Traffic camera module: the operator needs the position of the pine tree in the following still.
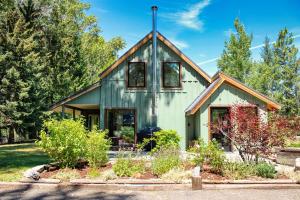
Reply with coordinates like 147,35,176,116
0,2,42,141
218,18,253,82
0,0,125,141
272,28,299,115
247,37,274,95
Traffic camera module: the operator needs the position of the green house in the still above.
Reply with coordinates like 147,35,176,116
51,30,280,150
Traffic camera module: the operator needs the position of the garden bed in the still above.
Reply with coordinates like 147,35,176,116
37,161,291,184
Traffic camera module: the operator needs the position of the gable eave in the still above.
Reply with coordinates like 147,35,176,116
99,32,153,79
49,81,101,110
186,72,281,115
98,31,212,83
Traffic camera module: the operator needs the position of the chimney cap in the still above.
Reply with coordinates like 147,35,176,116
151,6,158,10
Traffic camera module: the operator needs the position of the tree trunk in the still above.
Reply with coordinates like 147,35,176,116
8,126,15,143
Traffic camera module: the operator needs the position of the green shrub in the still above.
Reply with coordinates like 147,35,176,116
288,141,300,148
206,140,226,174
224,162,256,179
85,129,110,168
255,162,276,179
112,154,145,177
87,168,101,179
151,147,181,176
37,119,87,168
139,130,180,153
189,139,225,174
189,139,206,167
120,126,135,143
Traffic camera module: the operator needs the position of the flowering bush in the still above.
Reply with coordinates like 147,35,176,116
213,103,300,163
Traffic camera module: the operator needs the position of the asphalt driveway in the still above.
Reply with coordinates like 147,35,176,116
0,185,300,200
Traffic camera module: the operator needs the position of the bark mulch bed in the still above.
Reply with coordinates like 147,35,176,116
39,162,290,182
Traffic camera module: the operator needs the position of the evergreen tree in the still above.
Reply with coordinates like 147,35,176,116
272,28,299,115
247,37,274,95
0,0,125,141
218,18,253,82
0,1,43,141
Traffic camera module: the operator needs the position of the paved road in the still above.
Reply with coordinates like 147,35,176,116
0,185,300,200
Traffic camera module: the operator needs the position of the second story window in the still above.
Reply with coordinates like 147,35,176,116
162,62,181,88
127,62,146,88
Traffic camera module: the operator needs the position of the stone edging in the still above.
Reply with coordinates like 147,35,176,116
15,178,299,185
0,181,299,191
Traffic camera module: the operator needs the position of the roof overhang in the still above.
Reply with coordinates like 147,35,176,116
99,32,211,83
185,72,281,115
50,82,101,110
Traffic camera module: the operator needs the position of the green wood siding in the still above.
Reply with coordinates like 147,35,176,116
63,37,269,150
68,88,100,105
194,82,268,143
99,39,209,149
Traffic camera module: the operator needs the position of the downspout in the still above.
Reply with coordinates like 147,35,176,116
151,6,158,127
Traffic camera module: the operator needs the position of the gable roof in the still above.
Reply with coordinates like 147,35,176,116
50,81,101,110
185,72,281,115
99,32,211,83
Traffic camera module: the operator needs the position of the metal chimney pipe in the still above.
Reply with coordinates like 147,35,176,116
151,6,158,126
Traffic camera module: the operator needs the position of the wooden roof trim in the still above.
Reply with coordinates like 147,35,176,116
50,82,101,110
98,32,212,83
219,73,281,109
187,72,281,115
156,33,211,83
99,32,153,79
187,78,225,115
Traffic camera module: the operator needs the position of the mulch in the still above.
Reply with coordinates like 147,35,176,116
39,162,289,182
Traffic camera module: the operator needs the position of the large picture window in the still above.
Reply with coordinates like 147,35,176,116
127,62,146,88
162,62,181,88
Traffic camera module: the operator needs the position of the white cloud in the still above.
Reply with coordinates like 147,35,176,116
170,38,189,49
177,0,210,30
161,0,211,30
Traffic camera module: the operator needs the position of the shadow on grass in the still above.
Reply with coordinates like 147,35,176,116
0,143,51,181
0,185,137,200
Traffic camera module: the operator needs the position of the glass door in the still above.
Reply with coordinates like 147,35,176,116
105,109,136,148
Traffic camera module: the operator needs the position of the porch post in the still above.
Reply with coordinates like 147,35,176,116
61,105,65,118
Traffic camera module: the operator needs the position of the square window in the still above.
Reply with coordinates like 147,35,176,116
163,62,181,88
128,62,146,88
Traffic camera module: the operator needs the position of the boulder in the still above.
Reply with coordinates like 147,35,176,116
23,165,45,180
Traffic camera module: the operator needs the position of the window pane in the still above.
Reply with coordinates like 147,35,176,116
163,62,180,87
128,62,145,87
211,107,231,152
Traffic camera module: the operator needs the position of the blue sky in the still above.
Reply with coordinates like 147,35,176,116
83,0,300,76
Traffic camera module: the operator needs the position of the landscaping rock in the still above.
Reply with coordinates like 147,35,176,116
23,169,40,180
295,158,300,171
23,165,45,180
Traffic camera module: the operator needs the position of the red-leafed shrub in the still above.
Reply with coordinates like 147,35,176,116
213,103,300,163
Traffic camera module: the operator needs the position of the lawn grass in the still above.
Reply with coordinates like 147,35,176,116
0,143,50,182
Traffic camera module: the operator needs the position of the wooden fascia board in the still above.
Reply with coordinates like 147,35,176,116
219,73,281,110
50,82,101,110
157,33,212,83
99,33,153,79
188,78,225,115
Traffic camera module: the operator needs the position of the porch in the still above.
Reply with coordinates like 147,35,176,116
52,105,140,151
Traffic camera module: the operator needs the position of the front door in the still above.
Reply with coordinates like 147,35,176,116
105,109,136,148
